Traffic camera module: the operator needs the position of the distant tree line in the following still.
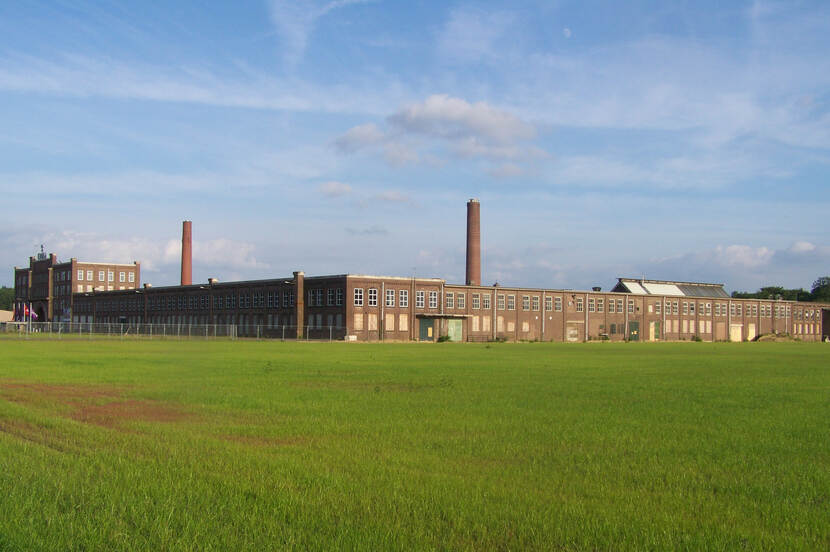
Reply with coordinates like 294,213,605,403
0,287,12,311
731,277,830,303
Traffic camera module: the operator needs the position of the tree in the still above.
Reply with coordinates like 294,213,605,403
0,287,13,311
812,277,830,302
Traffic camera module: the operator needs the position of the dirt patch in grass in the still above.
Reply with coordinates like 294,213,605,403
0,381,186,431
71,400,186,429
0,417,73,453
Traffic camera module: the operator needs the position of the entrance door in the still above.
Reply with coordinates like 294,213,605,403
747,323,756,341
730,324,743,342
447,319,462,342
628,321,640,341
419,318,434,341
649,321,660,341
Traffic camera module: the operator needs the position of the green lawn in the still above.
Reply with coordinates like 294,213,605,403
0,340,828,550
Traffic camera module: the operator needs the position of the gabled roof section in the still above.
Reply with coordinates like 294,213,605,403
612,278,729,298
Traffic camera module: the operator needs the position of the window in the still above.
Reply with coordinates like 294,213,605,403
99,271,105,281
682,302,688,315
597,298,604,312
386,289,395,307
77,269,84,280
368,288,378,307
532,296,540,311
672,301,678,315
522,295,530,311
730,303,736,316
336,288,344,306
628,300,635,314
354,288,364,306
416,290,425,308
482,294,491,310
119,272,126,283
108,271,114,282
736,304,742,316
655,301,661,314
555,297,563,312
588,298,595,312
315,289,323,307
507,295,516,310
289,292,295,307
610,323,617,335
544,296,552,311
327,289,335,306
446,292,454,309
715,303,721,317
457,293,465,309
706,303,712,315
472,294,480,309
576,298,584,312
399,290,408,308
87,270,93,281
497,294,505,310
128,272,135,283
609,299,616,313
428,291,438,309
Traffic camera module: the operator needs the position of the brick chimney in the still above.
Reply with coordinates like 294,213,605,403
465,199,481,286
181,220,192,286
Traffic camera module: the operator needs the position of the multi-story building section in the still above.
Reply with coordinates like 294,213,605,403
14,250,140,322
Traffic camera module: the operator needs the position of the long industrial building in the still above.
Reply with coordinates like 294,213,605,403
13,202,830,342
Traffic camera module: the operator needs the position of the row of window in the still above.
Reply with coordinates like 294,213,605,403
74,269,135,283
354,288,413,308
307,288,345,307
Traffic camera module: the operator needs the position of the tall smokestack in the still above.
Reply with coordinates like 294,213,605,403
181,220,192,286
466,199,481,286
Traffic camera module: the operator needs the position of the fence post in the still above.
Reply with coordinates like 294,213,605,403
329,326,332,342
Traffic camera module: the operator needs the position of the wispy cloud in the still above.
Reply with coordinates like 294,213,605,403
269,0,374,67
318,180,353,197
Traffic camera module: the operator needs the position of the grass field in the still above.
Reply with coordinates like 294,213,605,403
0,339,828,550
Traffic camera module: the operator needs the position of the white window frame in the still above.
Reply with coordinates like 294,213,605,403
399,289,408,308
386,289,395,308
368,288,378,307
428,291,438,309
416,290,425,308
354,288,364,307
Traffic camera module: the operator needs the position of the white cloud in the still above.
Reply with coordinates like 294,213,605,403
437,7,516,63
332,123,385,152
388,94,535,144
318,180,353,197
562,28,571,39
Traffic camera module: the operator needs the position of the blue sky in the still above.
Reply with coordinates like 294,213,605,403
2,0,829,292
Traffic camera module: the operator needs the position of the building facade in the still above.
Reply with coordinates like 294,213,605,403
14,251,140,322
70,273,829,342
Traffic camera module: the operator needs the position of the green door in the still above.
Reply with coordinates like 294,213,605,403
628,321,640,341
419,318,434,341
447,319,462,342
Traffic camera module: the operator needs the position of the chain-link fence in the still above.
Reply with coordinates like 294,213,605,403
1,322,350,341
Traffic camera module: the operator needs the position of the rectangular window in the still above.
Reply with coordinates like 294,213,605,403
588,298,595,312
399,289,408,308
672,301,678,315
555,297,563,312
597,298,604,312
497,294,505,310
522,295,530,311
289,292,295,307
368,288,378,307
715,303,721,317
706,303,712,315
472,294,480,309
610,323,617,334
737,304,742,316
446,292,454,309
730,303,736,316
416,290,425,308
119,272,125,283
386,289,395,307
507,295,516,310
628,300,635,314
690,302,696,315
457,293,465,309
107,271,114,282
77,269,84,280
532,296,540,311
482,294,491,310
655,301,661,315
354,288,364,307
128,272,135,283
576,298,584,312
98,271,104,281
428,291,438,309
327,289,335,306
544,296,552,311
86,270,93,281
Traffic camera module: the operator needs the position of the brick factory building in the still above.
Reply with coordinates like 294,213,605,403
14,203,830,342
13,248,140,322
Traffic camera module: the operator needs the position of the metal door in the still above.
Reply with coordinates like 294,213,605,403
419,318,434,341
628,321,640,341
447,319,462,342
